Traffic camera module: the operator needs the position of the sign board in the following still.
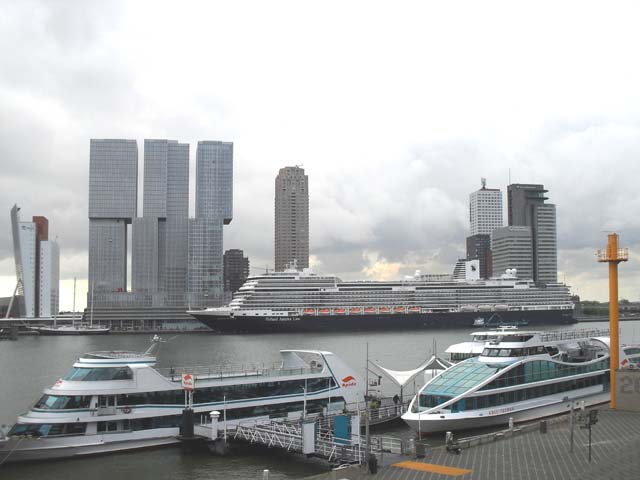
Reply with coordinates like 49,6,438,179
182,373,195,391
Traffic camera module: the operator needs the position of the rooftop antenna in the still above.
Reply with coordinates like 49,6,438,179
481,177,487,189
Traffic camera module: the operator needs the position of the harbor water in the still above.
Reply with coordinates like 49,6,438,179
1,321,639,479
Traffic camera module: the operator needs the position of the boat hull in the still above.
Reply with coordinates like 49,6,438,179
402,392,610,434
0,430,179,463
191,309,575,333
29,326,111,335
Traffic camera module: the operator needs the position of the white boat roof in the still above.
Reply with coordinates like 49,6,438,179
445,341,486,354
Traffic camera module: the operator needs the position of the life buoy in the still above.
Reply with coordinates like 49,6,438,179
122,407,132,414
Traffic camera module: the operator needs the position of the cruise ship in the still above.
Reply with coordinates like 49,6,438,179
401,328,637,434
0,345,364,463
188,268,575,333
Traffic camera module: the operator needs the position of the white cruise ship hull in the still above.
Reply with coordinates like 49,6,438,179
402,390,610,434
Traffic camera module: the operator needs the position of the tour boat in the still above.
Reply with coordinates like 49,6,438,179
0,343,365,463
402,328,632,434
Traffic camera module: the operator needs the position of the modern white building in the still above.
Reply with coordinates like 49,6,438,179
469,178,503,236
17,221,36,317
39,240,60,317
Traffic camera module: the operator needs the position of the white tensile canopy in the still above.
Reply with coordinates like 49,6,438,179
373,354,452,388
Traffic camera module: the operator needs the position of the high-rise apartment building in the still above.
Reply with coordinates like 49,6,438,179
187,141,234,307
275,166,309,271
10,205,59,317
132,140,189,305
507,184,557,284
491,226,533,280
466,179,502,279
223,249,250,293
88,139,138,299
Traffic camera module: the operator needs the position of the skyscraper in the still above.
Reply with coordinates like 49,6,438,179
469,178,503,236
195,141,233,223
223,249,250,293
507,184,557,284
491,226,534,280
10,205,59,317
275,166,309,271
132,139,189,305
39,240,60,317
188,141,233,307
466,179,502,279
88,139,138,301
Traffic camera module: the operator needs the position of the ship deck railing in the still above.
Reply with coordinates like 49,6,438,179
538,328,610,344
157,364,324,381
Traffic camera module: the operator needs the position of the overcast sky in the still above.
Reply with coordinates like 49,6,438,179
2,1,640,311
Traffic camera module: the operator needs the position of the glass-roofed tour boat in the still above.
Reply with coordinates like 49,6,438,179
402,328,636,434
0,341,365,463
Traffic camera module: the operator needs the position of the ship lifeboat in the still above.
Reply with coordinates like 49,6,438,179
334,308,346,314
350,307,362,314
379,307,391,314
364,307,376,314
408,306,420,313
394,306,406,313
302,308,316,315
318,308,331,315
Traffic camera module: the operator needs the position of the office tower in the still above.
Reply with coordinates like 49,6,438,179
39,240,59,317
491,226,533,280
88,139,138,299
469,178,503,236
188,218,224,307
466,179,502,279
10,206,36,317
10,205,59,318
507,184,557,284
132,140,189,305
195,141,233,223
224,249,250,293
187,141,233,307
274,166,309,271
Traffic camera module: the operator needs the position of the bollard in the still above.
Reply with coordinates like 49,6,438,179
540,420,547,434
445,431,454,445
209,411,221,439
262,469,270,480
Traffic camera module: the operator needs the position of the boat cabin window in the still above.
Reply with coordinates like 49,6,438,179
482,346,546,357
34,395,92,410
8,422,87,438
63,366,133,381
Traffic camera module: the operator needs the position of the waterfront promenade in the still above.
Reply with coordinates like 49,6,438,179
310,408,640,479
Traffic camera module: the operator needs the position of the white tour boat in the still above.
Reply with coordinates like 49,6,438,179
0,345,364,463
402,328,634,434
